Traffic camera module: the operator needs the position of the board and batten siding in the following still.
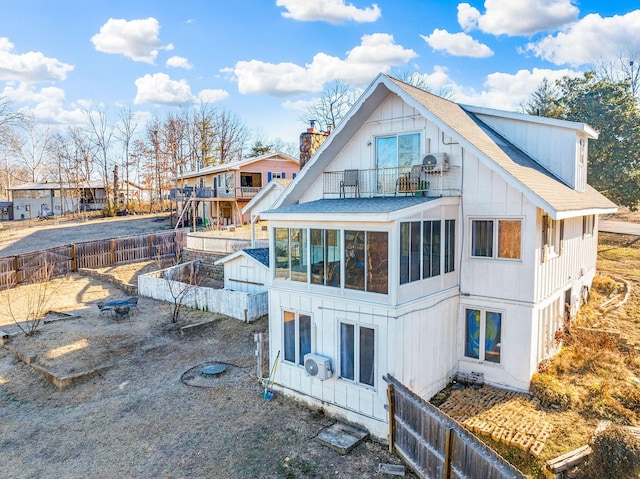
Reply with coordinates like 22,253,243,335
269,287,459,439
473,113,586,192
223,255,268,294
533,212,598,304
298,92,464,204
460,150,537,304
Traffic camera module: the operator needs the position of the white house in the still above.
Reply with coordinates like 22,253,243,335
260,74,617,439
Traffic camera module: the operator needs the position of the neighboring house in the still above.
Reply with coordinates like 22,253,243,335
260,74,617,439
9,181,107,219
172,152,299,227
214,248,270,294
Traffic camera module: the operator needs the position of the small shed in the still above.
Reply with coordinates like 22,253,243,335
214,248,269,294
0,202,13,221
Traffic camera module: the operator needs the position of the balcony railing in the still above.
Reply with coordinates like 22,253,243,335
323,166,460,199
169,185,262,201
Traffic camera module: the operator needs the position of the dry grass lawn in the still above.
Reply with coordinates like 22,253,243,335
0,266,411,479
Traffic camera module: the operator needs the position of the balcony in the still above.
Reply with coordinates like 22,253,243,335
322,165,460,199
169,186,261,201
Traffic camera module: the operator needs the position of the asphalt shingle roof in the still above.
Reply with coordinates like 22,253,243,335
266,196,433,215
389,76,617,214
243,248,269,267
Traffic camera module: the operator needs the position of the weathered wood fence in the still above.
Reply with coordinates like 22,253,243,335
0,231,186,289
385,375,526,479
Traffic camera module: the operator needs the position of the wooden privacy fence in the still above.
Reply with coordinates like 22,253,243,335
385,375,525,479
0,231,186,289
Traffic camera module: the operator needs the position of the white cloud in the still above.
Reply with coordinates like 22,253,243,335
91,18,171,63
166,56,193,70
421,29,493,58
197,89,229,103
134,73,194,105
2,83,86,125
229,33,416,97
457,3,480,32
525,11,640,66
133,73,229,106
0,37,73,82
456,67,581,110
276,0,381,24
458,0,579,36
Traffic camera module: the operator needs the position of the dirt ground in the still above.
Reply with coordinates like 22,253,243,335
0,265,411,479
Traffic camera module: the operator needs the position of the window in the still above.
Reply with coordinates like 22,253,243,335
339,323,375,387
311,229,341,287
583,215,594,237
274,227,387,294
345,230,388,293
274,228,307,282
376,133,421,169
283,311,311,366
464,308,502,364
542,215,563,260
400,219,455,284
578,138,586,165
471,219,521,260
445,219,455,273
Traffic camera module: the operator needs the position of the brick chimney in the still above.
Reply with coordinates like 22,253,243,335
299,120,331,168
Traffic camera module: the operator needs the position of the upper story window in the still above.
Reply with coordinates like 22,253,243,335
471,219,521,260
400,219,456,285
311,229,341,287
582,215,594,237
345,230,388,294
578,138,586,166
274,227,388,294
542,215,564,260
376,133,421,168
275,228,308,282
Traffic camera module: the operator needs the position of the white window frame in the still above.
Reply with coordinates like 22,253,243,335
470,218,522,260
543,215,563,260
282,310,312,366
582,215,594,237
375,132,422,169
463,307,503,364
338,321,376,388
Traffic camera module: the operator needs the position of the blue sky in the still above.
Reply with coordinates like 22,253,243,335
1,0,639,147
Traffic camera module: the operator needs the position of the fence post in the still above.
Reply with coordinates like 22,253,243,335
71,244,77,272
444,428,455,479
148,234,154,260
13,255,19,285
387,383,395,453
110,239,116,265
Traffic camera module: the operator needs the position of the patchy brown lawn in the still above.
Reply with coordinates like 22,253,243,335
0,267,411,479
433,231,640,478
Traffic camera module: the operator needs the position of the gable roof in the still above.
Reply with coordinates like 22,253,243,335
270,73,617,220
242,178,292,216
214,248,270,268
176,152,299,180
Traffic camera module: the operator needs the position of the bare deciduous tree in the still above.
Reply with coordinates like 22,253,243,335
3,263,57,336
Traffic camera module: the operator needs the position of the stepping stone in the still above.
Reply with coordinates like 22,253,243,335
315,422,368,455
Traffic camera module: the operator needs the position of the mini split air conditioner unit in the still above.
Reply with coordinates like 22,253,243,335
422,152,449,171
304,353,333,380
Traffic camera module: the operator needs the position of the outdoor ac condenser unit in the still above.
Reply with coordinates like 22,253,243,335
304,353,333,380
423,152,449,171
